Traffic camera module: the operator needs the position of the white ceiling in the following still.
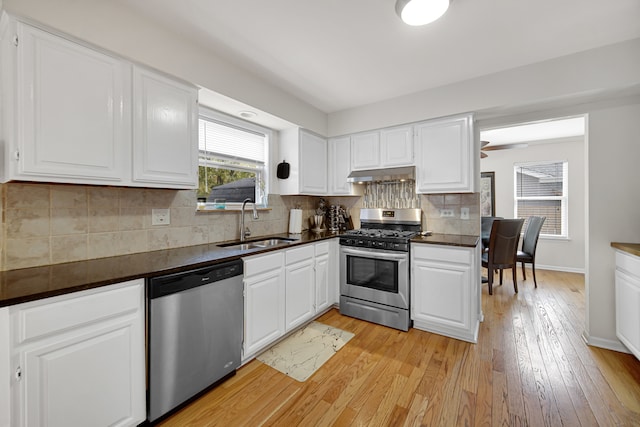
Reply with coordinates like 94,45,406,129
116,0,640,115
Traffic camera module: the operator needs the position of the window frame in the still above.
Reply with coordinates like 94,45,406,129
198,107,273,209
513,160,569,239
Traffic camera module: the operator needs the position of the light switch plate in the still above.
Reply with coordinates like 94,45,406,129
461,207,470,220
151,208,170,226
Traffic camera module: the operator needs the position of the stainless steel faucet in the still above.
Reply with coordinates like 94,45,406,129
240,198,259,241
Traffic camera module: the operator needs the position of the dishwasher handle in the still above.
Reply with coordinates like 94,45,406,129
148,259,243,299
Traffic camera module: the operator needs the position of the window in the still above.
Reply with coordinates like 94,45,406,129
198,108,271,207
514,161,568,237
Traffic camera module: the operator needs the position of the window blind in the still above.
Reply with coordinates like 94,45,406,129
199,119,266,163
514,161,567,236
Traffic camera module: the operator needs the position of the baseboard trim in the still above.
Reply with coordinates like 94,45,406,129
582,331,630,354
534,264,585,274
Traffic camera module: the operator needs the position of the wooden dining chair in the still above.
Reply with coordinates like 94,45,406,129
481,218,524,294
481,216,503,252
517,216,546,288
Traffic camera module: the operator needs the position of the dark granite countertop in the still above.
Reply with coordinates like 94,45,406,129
411,233,480,248
0,231,338,308
611,242,640,257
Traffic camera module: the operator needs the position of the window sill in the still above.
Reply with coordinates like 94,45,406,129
196,204,271,213
539,234,570,241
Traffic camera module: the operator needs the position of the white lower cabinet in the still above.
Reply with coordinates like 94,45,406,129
411,243,481,343
242,239,339,362
285,245,316,331
9,280,145,427
315,241,331,313
1,307,9,427
614,250,640,360
243,251,286,361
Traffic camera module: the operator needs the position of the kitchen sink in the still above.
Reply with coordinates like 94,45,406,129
217,237,298,250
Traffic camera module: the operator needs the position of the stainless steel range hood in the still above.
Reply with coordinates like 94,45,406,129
347,166,415,183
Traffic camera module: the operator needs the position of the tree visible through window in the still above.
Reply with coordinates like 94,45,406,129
198,109,270,206
514,161,568,237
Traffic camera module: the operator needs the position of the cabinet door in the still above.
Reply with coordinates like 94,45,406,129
616,269,640,359
244,268,285,359
0,308,9,427
351,131,380,170
132,66,198,188
315,242,331,313
328,239,340,305
328,136,352,195
17,321,141,427
380,125,413,167
11,281,144,427
285,259,315,331
412,259,471,331
16,22,129,183
415,114,474,193
299,130,328,194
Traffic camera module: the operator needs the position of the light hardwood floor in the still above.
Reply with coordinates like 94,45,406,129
158,269,640,426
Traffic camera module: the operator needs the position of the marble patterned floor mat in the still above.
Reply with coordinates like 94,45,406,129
256,321,355,382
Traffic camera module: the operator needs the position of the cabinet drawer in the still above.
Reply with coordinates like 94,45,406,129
412,244,471,264
244,252,284,277
616,251,640,279
286,245,314,265
315,241,330,256
12,280,142,345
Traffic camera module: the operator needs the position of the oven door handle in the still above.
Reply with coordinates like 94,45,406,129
341,246,408,260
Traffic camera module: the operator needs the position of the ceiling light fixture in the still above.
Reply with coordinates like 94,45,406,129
395,0,450,26
239,111,257,119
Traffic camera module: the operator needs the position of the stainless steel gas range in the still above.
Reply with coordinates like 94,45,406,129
339,208,421,331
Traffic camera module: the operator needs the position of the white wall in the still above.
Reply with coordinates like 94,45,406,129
2,0,328,135
480,137,586,273
328,38,640,137
586,102,640,349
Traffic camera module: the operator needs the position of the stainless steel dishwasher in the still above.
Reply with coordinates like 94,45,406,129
147,259,243,423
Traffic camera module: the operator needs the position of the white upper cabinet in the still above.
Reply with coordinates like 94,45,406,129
328,136,353,195
0,15,198,189
351,131,380,170
5,20,130,184
132,66,198,188
279,128,328,195
380,125,413,167
352,125,413,171
414,114,475,193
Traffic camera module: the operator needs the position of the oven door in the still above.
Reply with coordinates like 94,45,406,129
340,245,409,309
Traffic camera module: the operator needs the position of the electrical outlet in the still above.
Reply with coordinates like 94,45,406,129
440,209,454,218
152,208,170,226
461,207,470,220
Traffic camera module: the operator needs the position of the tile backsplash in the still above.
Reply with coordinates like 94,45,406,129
1,183,296,270
0,182,478,270
420,193,480,235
